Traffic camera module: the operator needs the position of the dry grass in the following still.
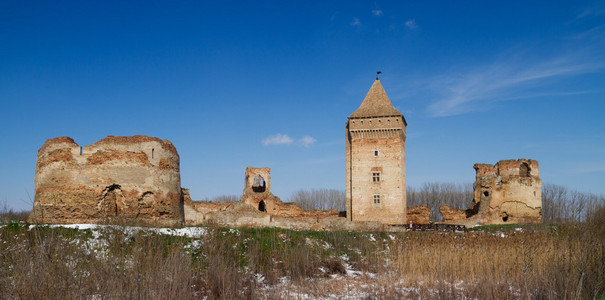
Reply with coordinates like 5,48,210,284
397,225,605,298
0,202,29,222
0,209,603,299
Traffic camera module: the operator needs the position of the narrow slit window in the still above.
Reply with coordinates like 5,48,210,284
374,150,379,157
152,148,154,159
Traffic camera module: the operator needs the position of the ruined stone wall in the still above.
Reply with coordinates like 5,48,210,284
29,136,183,226
183,167,342,227
442,159,542,226
239,166,308,217
407,205,431,225
192,202,387,231
346,116,407,225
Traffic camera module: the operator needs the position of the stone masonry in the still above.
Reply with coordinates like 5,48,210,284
28,136,183,226
182,167,378,231
346,78,407,225
441,159,542,226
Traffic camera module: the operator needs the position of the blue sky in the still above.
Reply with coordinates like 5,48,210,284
1,1,604,210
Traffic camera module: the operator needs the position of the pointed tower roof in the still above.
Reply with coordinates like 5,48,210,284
349,79,403,119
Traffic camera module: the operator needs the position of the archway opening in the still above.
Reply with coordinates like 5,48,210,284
252,175,266,193
258,200,266,212
519,163,530,177
101,184,124,217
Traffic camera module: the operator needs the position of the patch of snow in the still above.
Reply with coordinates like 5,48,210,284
37,224,207,238
322,241,332,249
254,273,265,284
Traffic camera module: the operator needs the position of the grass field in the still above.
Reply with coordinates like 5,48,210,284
0,217,603,299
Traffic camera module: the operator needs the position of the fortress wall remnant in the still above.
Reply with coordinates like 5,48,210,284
442,159,542,226
183,166,340,227
406,205,431,225
28,135,183,226
240,166,309,217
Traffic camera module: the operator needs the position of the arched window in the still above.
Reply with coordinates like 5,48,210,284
258,200,266,212
252,175,266,193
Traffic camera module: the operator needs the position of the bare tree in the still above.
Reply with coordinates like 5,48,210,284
288,189,345,211
197,195,241,202
542,183,605,223
407,182,474,222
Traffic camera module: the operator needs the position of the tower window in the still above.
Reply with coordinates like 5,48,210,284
374,150,379,156
373,194,381,204
372,172,381,182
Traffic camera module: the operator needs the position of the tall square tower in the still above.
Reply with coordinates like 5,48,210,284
346,78,407,224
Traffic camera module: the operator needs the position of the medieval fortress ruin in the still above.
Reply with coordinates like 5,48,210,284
29,78,542,229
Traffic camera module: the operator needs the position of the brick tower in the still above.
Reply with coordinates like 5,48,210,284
346,78,407,224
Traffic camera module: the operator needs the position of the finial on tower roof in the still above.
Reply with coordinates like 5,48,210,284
376,71,382,80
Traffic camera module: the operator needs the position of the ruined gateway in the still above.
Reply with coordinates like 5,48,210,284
28,78,542,229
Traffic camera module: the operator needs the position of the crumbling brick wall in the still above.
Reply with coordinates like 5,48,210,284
28,136,183,226
239,167,307,216
183,167,340,227
441,159,542,226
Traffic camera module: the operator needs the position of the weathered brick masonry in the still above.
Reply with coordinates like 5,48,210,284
441,159,542,226
29,135,183,226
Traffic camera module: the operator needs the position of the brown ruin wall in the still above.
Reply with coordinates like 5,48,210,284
443,159,542,226
92,135,179,155
37,136,78,156
86,150,150,166
439,205,468,222
407,205,430,225
29,135,184,226
37,148,78,169
190,201,393,231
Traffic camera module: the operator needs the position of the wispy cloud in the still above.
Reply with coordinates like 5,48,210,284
575,2,605,20
372,9,383,16
405,19,417,29
426,51,605,117
574,164,605,173
263,134,317,147
351,18,361,26
262,134,293,146
299,136,317,147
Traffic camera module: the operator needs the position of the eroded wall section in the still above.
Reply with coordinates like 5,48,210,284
441,159,542,226
29,136,183,226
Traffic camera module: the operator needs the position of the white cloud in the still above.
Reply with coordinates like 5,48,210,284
575,2,605,20
262,134,293,146
405,19,417,29
351,18,361,26
372,9,383,16
262,134,317,147
426,53,605,117
299,136,317,147
574,164,605,173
